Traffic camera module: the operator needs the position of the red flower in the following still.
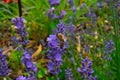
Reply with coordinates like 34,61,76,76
2,0,18,4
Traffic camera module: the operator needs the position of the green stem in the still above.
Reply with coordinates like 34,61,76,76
110,0,120,79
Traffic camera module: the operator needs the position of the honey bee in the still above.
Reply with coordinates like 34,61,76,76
56,33,67,48
56,33,67,42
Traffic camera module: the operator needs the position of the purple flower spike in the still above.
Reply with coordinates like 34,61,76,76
12,36,20,47
49,0,60,6
57,20,66,34
47,34,59,48
48,7,58,20
47,21,67,75
16,76,27,80
103,40,114,60
72,6,76,12
21,49,38,79
11,17,25,29
0,48,9,76
78,57,97,80
59,10,66,19
68,0,74,6
104,40,114,54
11,17,28,47
65,68,74,80
47,34,63,75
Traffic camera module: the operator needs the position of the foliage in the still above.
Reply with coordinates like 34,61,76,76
0,0,120,80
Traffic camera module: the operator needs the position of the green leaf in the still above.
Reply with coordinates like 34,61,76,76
46,77,55,80
37,68,45,79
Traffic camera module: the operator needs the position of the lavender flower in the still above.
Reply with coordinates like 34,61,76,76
97,0,107,9
80,3,88,11
48,0,67,20
65,68,74,80
47,34,63,75
68,0,76,18
21,49,37,79
84,45,89,53
59,10,66,19
12,17,37,79
57,20,66,34
16,75,35,80
26,76,36,80
0,48,9,76
68,0,74,6
72,6,76,12
113,0,120,8
48,7,58,20
48,9,66,20
78,57,97,80
103,40,114,60
11,17,25,29
65,23,76,39
104,40,114,54
12,36,20,47
16,76,27,80
49,0,60,6
11,17,29,47
85,9,97,23
47,20,68,75
47,34,59,49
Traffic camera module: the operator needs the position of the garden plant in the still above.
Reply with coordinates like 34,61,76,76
0,0,120,80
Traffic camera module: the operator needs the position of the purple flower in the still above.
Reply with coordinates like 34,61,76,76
59,10,66,19
47,26,67,75
21,49,37,78
78,57,97,80
72,6,76,12
26,76,36,80
57,20,66,34
12,36,20,47
47,62,54,71
16,75,36,80
47,34,59,48
11,17,25,29
12,17,37,79
97,0,106,9
65,23,76,41
48,8,58,20
55,53,62,61
11,17,28,47
103,40,114,60
85,9,97,23
104,40,114,54
84,45,89,53
65,68,74,80
68,0,74,6
47,34,63,75
16,76,27,80
49,0,60,6
0,48,9,76
47,61,61,75
114,1,120,8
